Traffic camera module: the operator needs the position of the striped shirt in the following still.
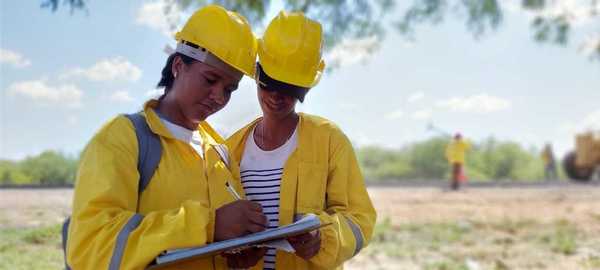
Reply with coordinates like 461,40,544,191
240,124,298,270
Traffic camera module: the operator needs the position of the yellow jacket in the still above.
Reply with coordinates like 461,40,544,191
445,139,470,164
541,148,554,165
226,113,377,270
67,100,244,269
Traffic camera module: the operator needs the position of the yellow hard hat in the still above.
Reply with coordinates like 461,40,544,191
258,11,325,88
175,5,257,78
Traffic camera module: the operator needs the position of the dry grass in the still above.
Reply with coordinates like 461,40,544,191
1,185,600,269
0,188,71,229
347,185,600,270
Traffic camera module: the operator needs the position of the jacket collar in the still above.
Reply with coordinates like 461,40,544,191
228,113,309,164
143,99,224,145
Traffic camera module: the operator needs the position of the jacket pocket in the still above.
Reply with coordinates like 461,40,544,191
296,162,328,212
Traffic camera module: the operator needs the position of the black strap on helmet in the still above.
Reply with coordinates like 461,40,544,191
256,63,309,102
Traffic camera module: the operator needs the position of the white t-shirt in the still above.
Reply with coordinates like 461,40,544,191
240,123,298,270
159,117,204,158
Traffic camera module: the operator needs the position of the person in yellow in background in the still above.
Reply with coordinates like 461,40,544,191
445,133,471,190
225,11,377,270
541,143,558,181
66,5,270,269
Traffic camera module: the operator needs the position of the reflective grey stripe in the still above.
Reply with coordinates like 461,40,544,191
213,144,230,169
344,217,364,257
109,214,144,270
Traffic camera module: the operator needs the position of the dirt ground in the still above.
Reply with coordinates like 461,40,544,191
0,188,72,228
1,183,600,269
3,184,598,230
348,184,600,270
368,184,600,232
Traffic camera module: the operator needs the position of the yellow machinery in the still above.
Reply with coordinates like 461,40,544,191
563,131,600,181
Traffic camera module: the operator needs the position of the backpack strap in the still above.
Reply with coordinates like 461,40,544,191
63,113,162,269
124,113,162,205
62,217,71,270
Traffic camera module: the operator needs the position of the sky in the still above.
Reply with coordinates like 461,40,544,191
1,0,599,160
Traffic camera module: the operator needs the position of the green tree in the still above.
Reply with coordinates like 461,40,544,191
42,0,600,61
41,0,86,13
407,137,449,179
357,146,411,180
0,161,13,185
41,0,394,55
19,150,78,185
0,160,34,185
357,136,547,182
467,138,544,181
397,0,600,61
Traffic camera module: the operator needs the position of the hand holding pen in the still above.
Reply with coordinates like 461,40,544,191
214,182,267,242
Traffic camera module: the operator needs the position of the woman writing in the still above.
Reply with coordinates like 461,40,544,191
67,5,267,269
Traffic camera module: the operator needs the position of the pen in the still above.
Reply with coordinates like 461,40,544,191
225,181,242,200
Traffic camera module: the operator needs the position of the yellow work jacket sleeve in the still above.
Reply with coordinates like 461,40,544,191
308,131,377,269
67,117,215,270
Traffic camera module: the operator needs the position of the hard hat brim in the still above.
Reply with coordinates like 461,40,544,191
256,63,309,102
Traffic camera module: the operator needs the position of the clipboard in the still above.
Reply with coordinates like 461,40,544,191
147,214,330,269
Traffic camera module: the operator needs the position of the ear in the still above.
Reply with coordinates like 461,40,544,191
171,55,184,78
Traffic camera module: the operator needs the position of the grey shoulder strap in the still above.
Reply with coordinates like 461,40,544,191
62,113,162,270
124,113,162,195
62,217,71,270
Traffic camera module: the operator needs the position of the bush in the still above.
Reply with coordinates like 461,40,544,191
358,136,549,182
0,151,77,186
1,136,552,185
